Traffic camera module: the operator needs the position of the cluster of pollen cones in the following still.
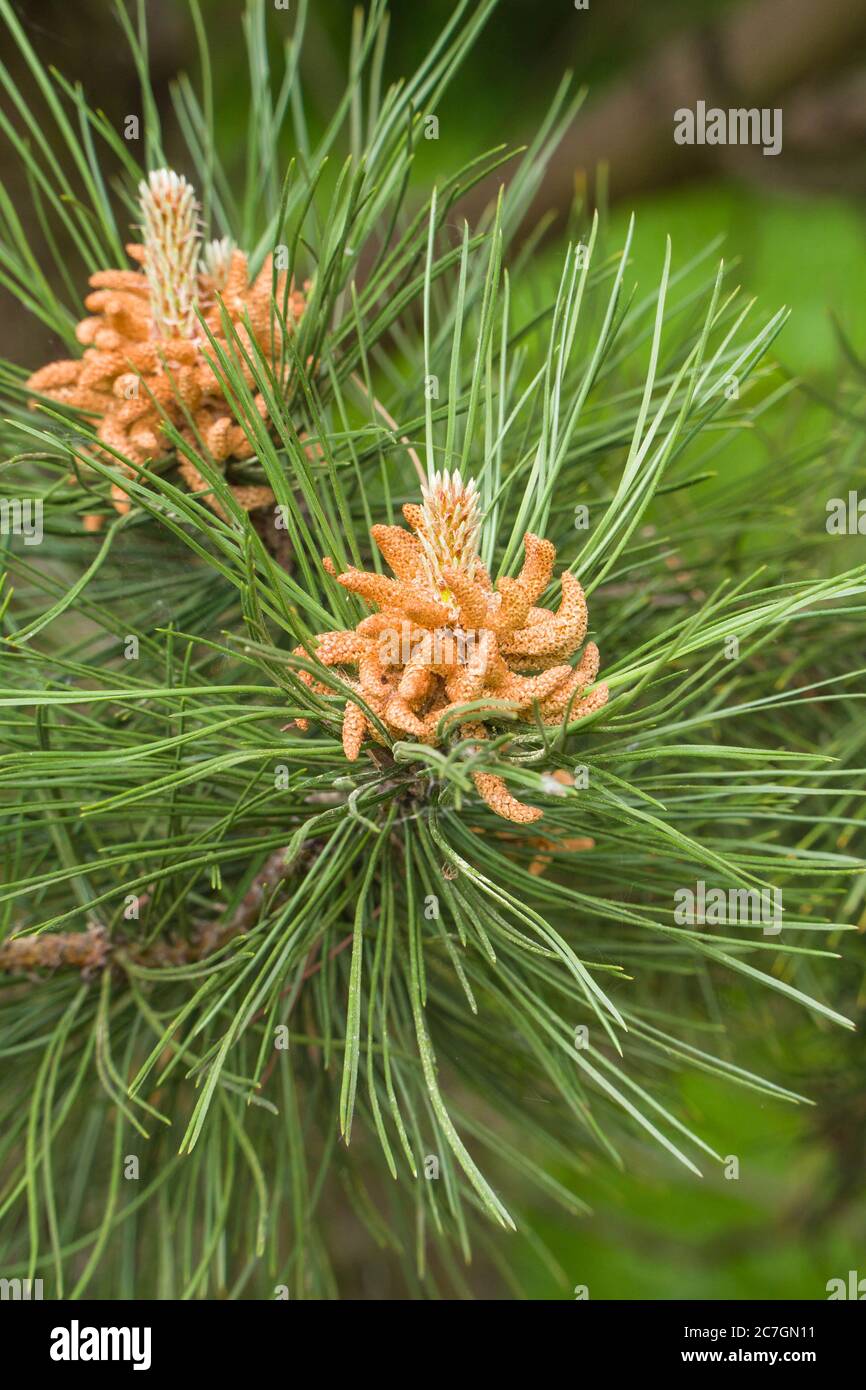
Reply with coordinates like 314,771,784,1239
293,472,608,823
26,169,306,523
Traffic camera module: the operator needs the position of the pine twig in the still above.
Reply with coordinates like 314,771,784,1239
0,843,321,979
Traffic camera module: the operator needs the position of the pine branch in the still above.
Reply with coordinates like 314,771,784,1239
0,843,322,977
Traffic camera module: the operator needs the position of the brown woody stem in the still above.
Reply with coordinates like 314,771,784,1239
0,844,317,979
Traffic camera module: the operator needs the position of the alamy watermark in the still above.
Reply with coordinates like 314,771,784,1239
0,1276,43,1299
826,1270,866,1299
378,621,491,674
826,491,866,535
0,497,43,545
674,101,782,157
49,1320,152,1371
674,879,782,936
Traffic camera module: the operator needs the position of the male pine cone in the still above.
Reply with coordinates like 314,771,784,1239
293,470,608,822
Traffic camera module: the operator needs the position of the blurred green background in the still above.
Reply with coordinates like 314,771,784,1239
2,0,864,1299
6,0,865,377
